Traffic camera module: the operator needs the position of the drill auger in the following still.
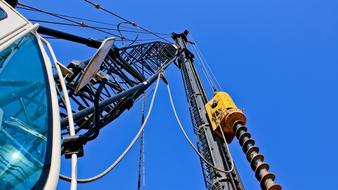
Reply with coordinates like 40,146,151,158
205,92,282,190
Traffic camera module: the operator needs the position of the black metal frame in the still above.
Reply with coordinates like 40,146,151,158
53,34,176,142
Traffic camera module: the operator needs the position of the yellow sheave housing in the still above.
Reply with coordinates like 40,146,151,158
205,92,246,143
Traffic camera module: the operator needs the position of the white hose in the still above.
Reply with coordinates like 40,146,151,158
60,73,162,183
165,83,235,174
40,37,78,190
55,63,78,190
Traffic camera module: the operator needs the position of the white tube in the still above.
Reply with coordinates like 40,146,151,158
165,83,235,173
41,37,77,190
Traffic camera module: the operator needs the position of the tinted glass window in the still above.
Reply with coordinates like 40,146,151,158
0,33,52,189
0,7,7,21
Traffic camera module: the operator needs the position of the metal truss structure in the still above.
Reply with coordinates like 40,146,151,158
57,41,176,139
38,26,280,190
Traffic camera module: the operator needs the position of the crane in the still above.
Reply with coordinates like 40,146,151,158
0,0,281,189
173,31,281,190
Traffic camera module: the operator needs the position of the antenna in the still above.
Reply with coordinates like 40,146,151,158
75,37,115,93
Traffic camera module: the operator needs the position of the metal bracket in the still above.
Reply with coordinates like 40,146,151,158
95,70,110,82
62,135,84,159
57,62,74,78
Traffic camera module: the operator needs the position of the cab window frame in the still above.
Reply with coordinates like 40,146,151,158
0,7,7,21
0,31,54,190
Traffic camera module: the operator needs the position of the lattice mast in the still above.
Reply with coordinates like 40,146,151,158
172,31,244,190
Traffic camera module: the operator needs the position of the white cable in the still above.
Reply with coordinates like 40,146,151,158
56,64,78,190
165,83,235,174
70,154,78,190
60,73,162,183
40,37,78,190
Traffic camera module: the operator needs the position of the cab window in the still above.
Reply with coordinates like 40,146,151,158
0,33,52,189
0,7,7,21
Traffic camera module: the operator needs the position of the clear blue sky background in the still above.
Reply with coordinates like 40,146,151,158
19,0,338,189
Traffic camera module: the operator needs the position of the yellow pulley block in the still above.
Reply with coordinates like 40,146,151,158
205,92,246,143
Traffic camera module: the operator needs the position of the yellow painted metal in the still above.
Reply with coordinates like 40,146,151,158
205,92,246,143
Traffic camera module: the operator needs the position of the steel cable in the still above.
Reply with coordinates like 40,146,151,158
117,21,140,46
137,93,146,190
18,6,139,30
26,18,169,37
189,43,217,92
17,3,172,44
190,35,223,90
17,3,124,39
82,0,172,43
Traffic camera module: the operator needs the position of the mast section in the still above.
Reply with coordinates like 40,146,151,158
172,31,244,190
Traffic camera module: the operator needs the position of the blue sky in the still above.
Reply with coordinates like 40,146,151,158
19,0,338,189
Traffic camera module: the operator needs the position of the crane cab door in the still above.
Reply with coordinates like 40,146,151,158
0,1,61,190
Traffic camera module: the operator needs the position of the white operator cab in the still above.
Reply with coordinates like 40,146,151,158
0,1,61,190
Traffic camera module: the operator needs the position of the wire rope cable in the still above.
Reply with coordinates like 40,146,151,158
165,82,235,174
190,34,223,90
192,43,217,90
59,73,162,183
18,6,143,31
196,45,222,90
192,43,220,91
17,3,171,44
188,42,217,92
196,45,223,90
137,93,146,190
82,0,172,43
17,3,124,39
26,18,169,37
117,21,140,46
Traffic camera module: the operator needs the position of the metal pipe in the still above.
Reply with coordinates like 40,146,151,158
61,81,146,126
233,122,282,190
38,26,102,48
